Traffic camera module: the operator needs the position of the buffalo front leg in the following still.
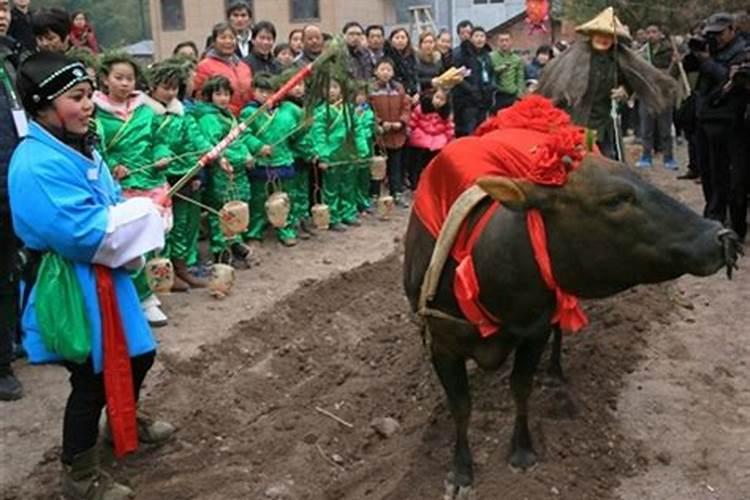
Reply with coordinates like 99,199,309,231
509,332,550,470
543,326,566,387
431,346,474,499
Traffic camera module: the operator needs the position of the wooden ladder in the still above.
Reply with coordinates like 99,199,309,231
408,4,438,40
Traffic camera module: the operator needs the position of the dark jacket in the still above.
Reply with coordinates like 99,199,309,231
441,49,453,70
684,35,746,112
385,43,418,96
8,6,35,53
644,39,674,71
244,51,281,75
347,45,374,81
0,36,22,277
415,51,444,94
525,59,545,82
452,40,494,108
294,49,320,69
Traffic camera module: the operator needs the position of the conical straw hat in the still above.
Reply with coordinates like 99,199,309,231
576,7,631,40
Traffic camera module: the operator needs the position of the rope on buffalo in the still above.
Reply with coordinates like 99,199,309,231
417,185,491,347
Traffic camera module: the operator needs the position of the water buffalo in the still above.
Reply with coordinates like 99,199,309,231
403,152,742,499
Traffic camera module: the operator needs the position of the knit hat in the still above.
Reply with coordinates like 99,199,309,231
16,51,94,113
575,7,631,40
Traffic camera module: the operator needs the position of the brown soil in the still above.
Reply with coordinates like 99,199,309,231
3,146,749,500
4,254,676,500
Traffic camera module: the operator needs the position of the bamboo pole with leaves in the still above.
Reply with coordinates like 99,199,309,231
165,38,351,199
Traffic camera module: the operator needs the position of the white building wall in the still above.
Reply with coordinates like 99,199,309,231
451,0,525,31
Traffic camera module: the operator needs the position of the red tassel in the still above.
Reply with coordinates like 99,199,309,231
526,211,588,334
95,265,138,458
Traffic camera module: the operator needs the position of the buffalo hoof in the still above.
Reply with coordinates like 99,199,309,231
443,481,475,500
509,448,538,472
443,471,474,500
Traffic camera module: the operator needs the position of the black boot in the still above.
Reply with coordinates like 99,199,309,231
61,447,133,500
0,366,22,401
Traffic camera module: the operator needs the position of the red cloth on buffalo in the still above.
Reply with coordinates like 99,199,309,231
412,95,589,337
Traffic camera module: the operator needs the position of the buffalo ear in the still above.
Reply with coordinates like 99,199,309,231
477,176,534,211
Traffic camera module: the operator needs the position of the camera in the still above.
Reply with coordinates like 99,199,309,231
688,33,719,54
688,35,708,52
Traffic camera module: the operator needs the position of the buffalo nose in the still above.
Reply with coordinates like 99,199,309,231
715,228,744,280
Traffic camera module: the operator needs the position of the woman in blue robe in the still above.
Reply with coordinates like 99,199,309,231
9,52,174,500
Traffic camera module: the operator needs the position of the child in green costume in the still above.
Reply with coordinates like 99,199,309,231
311,80,362,231
281,72,315,239
93,52,173,327
239,73,304,247
354,83,377,214
147,58,213,290
194,76,255,267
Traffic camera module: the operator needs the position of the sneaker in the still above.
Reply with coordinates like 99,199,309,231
141,295,168,328
329,223,347,232
280,238,299,247
663,157,679,171
343,218,362,227
635,155,653,168
0,368,23,401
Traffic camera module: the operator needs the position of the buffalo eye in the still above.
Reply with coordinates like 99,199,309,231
602,191,635,210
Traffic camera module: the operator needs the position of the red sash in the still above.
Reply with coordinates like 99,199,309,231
94,265,138,458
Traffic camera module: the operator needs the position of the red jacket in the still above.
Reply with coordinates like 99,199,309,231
194,51,254,116
408,104,454,151
69,25,99,53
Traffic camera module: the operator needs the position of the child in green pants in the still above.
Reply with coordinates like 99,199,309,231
240,73,304,246
194,76,254,266
284,76,316,238
310,80,361,231
147,58,213,289
354,83,377,214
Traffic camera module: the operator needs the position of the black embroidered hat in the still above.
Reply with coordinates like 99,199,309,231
16,51,94,112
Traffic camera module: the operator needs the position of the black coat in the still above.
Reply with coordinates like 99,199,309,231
0,36,22,275
684,36,746,112
451,40,494,108
385,43,418,96
244,51,281,75
415,53,444,94
8,6,35,53
347,46,374,81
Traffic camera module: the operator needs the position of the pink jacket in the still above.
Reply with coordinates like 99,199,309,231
408,104,454,151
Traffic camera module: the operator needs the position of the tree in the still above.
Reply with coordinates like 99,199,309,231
33,0,151,50
561,0,748,33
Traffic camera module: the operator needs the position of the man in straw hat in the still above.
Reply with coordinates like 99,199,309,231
537,7,676,160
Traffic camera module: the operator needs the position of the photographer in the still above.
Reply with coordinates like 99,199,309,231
683,13,746,226
706,51,750,241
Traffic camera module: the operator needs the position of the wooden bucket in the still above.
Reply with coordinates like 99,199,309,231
219,200,250,237
370,156,387,181
265,191,290,228
311,203,331,230
145,257,174,294
208,263,236,299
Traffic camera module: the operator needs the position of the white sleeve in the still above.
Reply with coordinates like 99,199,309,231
91,197,166,268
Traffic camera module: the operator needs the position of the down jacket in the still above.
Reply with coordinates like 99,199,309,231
408,104,454,151
369,80,411,149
